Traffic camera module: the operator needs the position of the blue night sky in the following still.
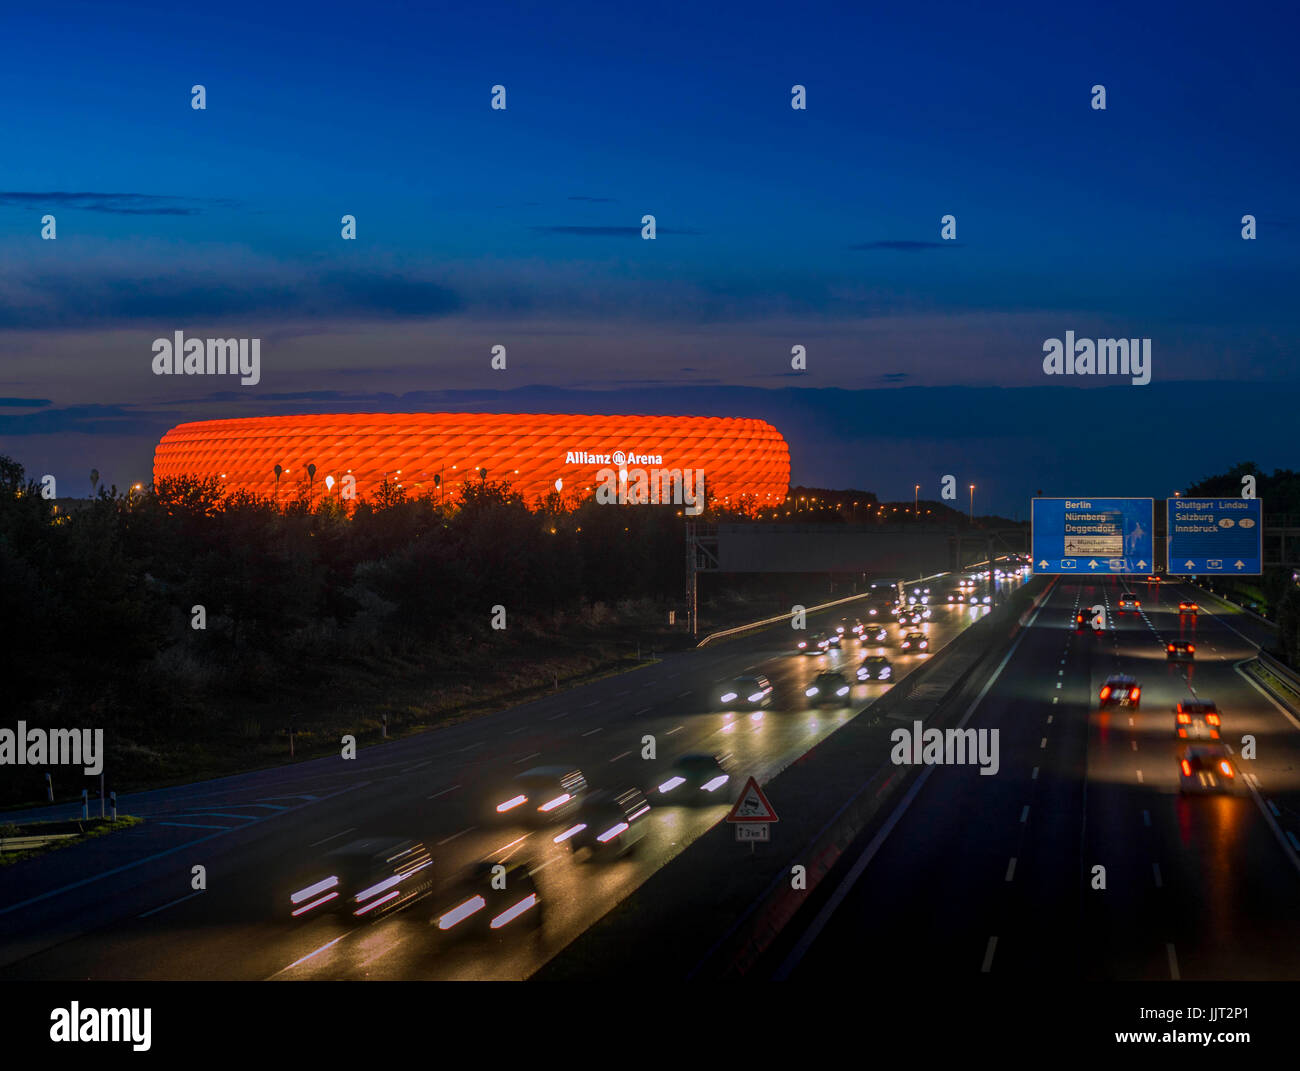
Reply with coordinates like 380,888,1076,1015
1,0,1297,514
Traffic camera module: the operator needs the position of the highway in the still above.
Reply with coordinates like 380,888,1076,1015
0,571,1023,980
772,575,1300,981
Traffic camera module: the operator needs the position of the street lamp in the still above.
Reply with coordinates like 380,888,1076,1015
969,484,975,523
914,484,920,519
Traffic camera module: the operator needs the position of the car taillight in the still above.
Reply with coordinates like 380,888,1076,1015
1167,644,1175,652
1206,714,1220,726
1177,713,1190,723
1100,686,1112,700
1180,759,1191,776
1188,645,1195,653
1130,688,1140,699
1220,761,1233,777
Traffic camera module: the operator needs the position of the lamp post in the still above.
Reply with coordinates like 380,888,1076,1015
914,484,920,519
969,484,975,523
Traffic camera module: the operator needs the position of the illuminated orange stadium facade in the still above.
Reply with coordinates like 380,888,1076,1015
153,413,790,507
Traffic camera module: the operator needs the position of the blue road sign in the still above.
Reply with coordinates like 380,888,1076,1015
1166,498,1262,575
1032,498,1154,575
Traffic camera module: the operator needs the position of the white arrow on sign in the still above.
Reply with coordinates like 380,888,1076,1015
1185,560,1195,569
1235,560,1245,569
1136,560,1147,569
1088,560,1099,570
1039,560,1048,568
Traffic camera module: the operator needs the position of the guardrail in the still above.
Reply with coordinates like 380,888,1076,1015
1258,649,1300,691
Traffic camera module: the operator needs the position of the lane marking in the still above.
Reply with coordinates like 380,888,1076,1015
437,826,476,846
981,936,998,973
1040,737,1047,749
1019,805,1029,824
309,827,357,847
279,935,345,975
1136,770,1144,783
1031,767,1039,780
581,727,603,737
137,890,204,919
1153,863,1163,888
1142,810,1150,827
1005,857,1017,882
1166,943,1180,981
609,751,632,763
666,725,684,735
513,752,542,765
427,785,461,801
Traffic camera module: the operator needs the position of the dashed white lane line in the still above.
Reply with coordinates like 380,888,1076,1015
427,786,461,801
609,751,632,763
505,727,526,735
1005,858,1017,882
1131,740,1138,751
1031,767,1039,780
1040,737,1048,749
1046,715,1053,724
310,826,357,847
981,936,998,973
1019,805,1029,824
581,700,599,709
1142,810,1151,827
401,760,433,773
581,727,603,737
1153,863,1163,888
547,712,569,721
633,708,651,716
676,690,691,699
437,826,476,846
138,890,204,919
514,752,542,764
1136,770,1144,783
1167,943,1180,980
666,725,684,735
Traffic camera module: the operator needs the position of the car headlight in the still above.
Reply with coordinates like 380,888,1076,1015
720,691,738,703
805,686,818,696
836,686,849,697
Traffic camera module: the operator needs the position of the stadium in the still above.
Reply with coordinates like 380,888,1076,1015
153,412,791,507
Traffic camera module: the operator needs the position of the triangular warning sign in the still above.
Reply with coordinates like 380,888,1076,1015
726,775,779,823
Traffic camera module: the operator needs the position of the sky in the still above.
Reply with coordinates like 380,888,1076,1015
1,0,1297,515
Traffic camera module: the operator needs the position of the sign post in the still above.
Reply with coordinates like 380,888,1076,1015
726,775,780,853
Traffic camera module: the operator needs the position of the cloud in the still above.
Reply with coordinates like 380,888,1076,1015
879,372,909,382
848,240,961,251
0,192,239,216
531,225,702,237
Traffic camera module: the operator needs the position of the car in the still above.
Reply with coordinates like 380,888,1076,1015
1145,574,1162,583
716,675,773,709
947,592,965,603
1117,595,1141,613
900,631,929,652
1174,699,1221,740
916,605,932,620
857,655,893,682
554,787,651,858
1178,601,1200,615
287,837,435,921
806,670,852,706
825,631,842,648
899,609,923,625
1167,640,1196,661
1099,674,1141,709
850,618,866,634
795,632,825,654
859,623,888,643
493,766,588,825
1178,744,1242,795
430,859,542,938
652,753,732,806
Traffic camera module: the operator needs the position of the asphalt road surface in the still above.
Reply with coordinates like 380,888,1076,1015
776,576,1300,981
0,572,1024,980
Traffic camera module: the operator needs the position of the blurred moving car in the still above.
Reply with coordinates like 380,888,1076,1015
859,623,889,643
652,753,732,808
857,655,893,682
1167,640,1196,661
900,631,929,652
430,860,542,938
493,766,588,825
288,837,434,921
806,670,852,706
1178,744,1242,795
1099,674,1141,709
716,675,773,709
554,788,651,858
1174,699,1221,740
1117,595,1141,613
1178,600,1200,615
